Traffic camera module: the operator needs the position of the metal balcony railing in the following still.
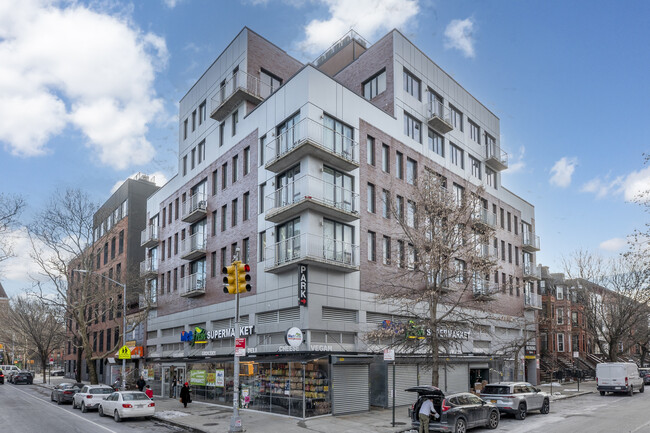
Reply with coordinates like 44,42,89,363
180,231,207,260
473,280,499,297
266,118,359,171
524,291,542,309
181,192,207,223
265,233,359,271
140,225,159,247
180,273,206,297
523,263,541,280
425,100,453,134
522,232,541,251
139,257,158,276
210,69,271,121
485,141,508,170
472,208,497,228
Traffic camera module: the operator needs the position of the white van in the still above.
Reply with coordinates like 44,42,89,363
596,362,644,396
0,365,20,374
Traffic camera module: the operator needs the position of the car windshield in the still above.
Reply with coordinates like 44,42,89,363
482,385,511,395
122,393,150,401
91,388,114,394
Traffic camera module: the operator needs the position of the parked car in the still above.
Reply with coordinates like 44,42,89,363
407,386,499,433
51,382,82,404
0,365,19,376
51,369,65,377
98,391,155,422
0,369,4,384
12,371,34,385
73,385,114,412
638,368,650,385
6,370,19,383
596,362,644,396
479,382,550,420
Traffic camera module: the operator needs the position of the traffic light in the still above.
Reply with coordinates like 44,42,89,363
223,263,237,294
237,263,251,293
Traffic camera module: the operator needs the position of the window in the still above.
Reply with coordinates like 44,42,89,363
322,219,354,263
183,119,188,139
403,69,421,100
407,200,416,228
198,140,205,164
455,260,466,283
244,146,250,175
397,240,405,268
221,247,227,269
221,205,227,231
232,155,239,183
406,158,417,185
396,151,403,179
368,231,376,261
259,183,266,213
231,198,238,227
514,216,519,235
382,144,390,172
243,238,250,264
363,69,386,100
557,308,564,324
382,189,390,218
470,155,481,179
556,286,564,300
450,105,463,131
428,129,444,157
219,122,225,146
500,208,505,228
367,136,375,165
367,183,375,213
383,236,391,265
469,120,480,143
260,69,282,97
515,246,519,266
243,192,250,221
103,243,108,265
259,231,266,262
452,183,464,206
191,110,196,132
259,136,266,166
118,230,124,254
557,333,565,352
507,212,512,231
182,155,187,176
508,243,512,263
404,113,421,142
501,240,505,260
212,170,218,195
175,198,179,219
450,143,464,168
396,195,404,221
199,100,206,125
221,163,227,189
232,110,238,136
486,167,496,188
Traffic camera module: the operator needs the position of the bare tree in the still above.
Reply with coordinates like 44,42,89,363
366,172,499,387
0,296,65,383
0,193,25,267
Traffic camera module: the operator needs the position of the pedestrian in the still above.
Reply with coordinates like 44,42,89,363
418,396,439,433
137,375,146,392
172,374,178,398
145,384,153,399
180,382,191,408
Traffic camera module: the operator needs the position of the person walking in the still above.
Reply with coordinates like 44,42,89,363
137,375,146,392
171,375,178,398
180,382,191,408
145,384,153,399
418,396,439,433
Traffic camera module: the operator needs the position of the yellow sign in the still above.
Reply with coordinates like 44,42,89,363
0,343,4,349
118,345,132,360
524,355,536,360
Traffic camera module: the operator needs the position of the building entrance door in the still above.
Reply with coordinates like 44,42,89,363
163,366,186,398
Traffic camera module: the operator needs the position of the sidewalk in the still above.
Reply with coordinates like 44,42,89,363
152,398,413,433
538,379,596,401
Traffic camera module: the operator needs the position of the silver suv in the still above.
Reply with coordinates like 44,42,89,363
479,382,550,420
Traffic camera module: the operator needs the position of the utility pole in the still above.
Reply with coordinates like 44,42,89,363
229,247,242,433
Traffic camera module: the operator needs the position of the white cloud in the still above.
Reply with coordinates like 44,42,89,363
444,18,476,58
581,165,650,203
506,146,526,173
549,157,577,188
110,171,169,194
163,0,185,8
0,0,167,170
599,237,627,252
297,0,419,55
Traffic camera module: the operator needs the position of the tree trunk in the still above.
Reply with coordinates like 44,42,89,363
513,348,520,381
41,359,48,384
86,353,98,384
430,298,440,387
75,347,83,382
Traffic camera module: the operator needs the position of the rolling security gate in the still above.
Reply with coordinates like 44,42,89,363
332,364,369,415
388,364,419,406
442,363,468,394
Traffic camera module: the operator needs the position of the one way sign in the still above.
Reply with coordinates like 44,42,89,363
118,345,131,360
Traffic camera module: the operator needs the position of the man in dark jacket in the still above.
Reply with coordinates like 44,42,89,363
180,382,191,408
137,376,146,392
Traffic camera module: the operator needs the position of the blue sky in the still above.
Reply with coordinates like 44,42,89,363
1,0,648,297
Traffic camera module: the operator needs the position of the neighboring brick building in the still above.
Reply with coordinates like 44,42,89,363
141,28,541,416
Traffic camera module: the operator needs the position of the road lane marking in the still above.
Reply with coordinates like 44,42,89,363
10,385,117,433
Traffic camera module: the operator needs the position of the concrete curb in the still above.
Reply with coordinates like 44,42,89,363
151,415,209,433
551,390,594,401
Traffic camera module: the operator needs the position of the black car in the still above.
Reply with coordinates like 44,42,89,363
12,371,33,385
0,370,4,384
51,382,83,404
408,386,499,433
639,368,650,385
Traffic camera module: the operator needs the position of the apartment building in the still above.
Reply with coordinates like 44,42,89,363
141,28,541,417
64,174,159,384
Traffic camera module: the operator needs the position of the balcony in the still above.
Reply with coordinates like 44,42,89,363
485,142,508,171
476,244,498,260
472,208,497,229
265,175,359,223
522,232,541,252
180,232,207,261
425,100,453,134
265,118,359,173
523,263,541,280
139,293,157,309
210,69,271,122
473,280,499,299
140,225,159,248
181,192,207,224
180,273,206,297
265,233,359,274
524,291,542,310
139,257,158,277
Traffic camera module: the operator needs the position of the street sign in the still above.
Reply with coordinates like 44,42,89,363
235,338,246,357
573,351,579,358
118,345,132,360
383,349,395,361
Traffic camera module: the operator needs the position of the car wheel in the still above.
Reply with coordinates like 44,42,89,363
487,410,499,429
81,402,87,413
515,403,527,420
57,395,62,405
600,391,605,396
629,386,634,396
145,416,152,421
540,399,550,414
98,406,104,417
51,393,54,402
114,410,121,423
455,417,467,433
72,400,77,409
641,385,645,393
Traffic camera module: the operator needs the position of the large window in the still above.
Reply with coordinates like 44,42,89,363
557,308,564,325
382,144,390,172
469,120,480,143
260,69,282,98
323,115,353,157
557,334,565,352
428,129,444,157
406,158,417,185
367,183,376,213
450,105,463,131
276,218,300,264
367,136,375,166
403,69,421,100
276,112,301,155
404,113,422,143
363,69,386,100
367,231,376,261
323,219,354,264
275,165,301,207
382,189,390,218
407,200,416,228
450,143,464,169
486,167,496,188
383,236,391,265
323,166,354,212
470,155,481,179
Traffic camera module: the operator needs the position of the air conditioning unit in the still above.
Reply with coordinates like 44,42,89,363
198,200,207,210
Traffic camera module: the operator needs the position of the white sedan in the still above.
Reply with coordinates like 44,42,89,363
72,385,114,412
98,391,155,422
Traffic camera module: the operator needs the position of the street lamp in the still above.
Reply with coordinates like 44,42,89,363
73,269,127,391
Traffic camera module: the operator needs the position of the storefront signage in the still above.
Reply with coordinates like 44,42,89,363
299,265,308,306
190,370,206,386
215,369,225,387
310,344,333,351
381,320,470,340
207,372,216,386
383,349,395,361
201,350,217,356
286,327,303,347
235,338,246,357
206,325,255,340
130,346,144,359
180,326,208,346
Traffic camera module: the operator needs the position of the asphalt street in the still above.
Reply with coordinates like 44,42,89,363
0,382,189,433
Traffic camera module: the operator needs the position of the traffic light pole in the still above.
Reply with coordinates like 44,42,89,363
229,251,243,433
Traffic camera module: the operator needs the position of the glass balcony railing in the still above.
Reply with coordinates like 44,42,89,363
180,273,206,297
210,69,272,121
524,291,542,309
180,231,207,260
523,263,541,280
139,257,158,276
181,192,207,223
265,233,359,271
485,141,508,170
140,225,159,247
522,232,541,251
472,208,497,228
425,100,453,134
